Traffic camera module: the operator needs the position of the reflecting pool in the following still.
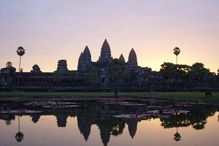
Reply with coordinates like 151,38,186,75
0,98,219,146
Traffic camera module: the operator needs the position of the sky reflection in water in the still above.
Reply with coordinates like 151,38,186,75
0,99,219,146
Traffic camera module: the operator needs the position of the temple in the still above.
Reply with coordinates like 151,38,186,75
76,39,146,86
0,39,218,91
78,40,139,72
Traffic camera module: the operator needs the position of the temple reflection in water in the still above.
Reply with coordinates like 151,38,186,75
0,99,218,146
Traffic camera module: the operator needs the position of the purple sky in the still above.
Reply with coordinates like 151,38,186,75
0,0,219,72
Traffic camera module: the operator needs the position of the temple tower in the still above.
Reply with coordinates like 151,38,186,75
127,120,138,139
77,115,91,141
78,52,85,72
83,46,91,63
57,59,68,74
119,54,125,64
77,46,92,72
98,39,112,65
127,48,138,71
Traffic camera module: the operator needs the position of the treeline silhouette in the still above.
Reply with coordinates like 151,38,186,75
1,60,219,92
159,62,219,91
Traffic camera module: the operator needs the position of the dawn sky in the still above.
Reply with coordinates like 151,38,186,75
0,0,219,72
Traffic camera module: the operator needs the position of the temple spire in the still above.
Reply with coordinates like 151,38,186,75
77,46,92,72
98,39,112,64
119,54,125,64
127,48,138,71
127,120,138,139
77,52,85,72
83,46,91,62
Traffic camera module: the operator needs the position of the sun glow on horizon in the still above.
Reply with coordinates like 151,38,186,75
0,0,219,73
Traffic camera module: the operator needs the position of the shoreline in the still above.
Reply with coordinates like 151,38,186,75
0,91,219,105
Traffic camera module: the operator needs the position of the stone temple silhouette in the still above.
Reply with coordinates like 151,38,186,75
1,39,219,91
1,39,159,91
78,39,138,72
9,39,219,91
77,39,140,86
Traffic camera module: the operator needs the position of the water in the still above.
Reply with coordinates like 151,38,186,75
0,98,219,146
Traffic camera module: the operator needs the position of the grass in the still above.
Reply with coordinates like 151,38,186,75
0,91,219,104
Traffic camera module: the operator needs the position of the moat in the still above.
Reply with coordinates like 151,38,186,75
0,98,219,146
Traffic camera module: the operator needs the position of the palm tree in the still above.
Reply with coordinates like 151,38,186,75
15,116,24,142
108,59,125,96
173,47,180,64
173,127,181,141
6,61,13,68
16,46,25,72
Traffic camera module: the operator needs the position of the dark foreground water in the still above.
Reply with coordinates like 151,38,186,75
0,98,219,146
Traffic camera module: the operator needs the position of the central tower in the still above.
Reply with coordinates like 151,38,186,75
98,39,112,65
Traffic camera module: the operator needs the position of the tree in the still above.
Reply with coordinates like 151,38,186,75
16,46,25,72
173,128,181,141
15,116,24,142
173,47,180,64
188,63,214,89
189,63,208,81
86,68,99,87
160,62,178,80
6,61,13,68
110,121,125,136
160,62,191,90
108,59,125,96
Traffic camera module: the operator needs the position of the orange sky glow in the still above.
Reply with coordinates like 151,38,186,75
0,0,219,73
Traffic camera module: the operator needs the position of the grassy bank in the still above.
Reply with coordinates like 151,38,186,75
0,91,219,104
